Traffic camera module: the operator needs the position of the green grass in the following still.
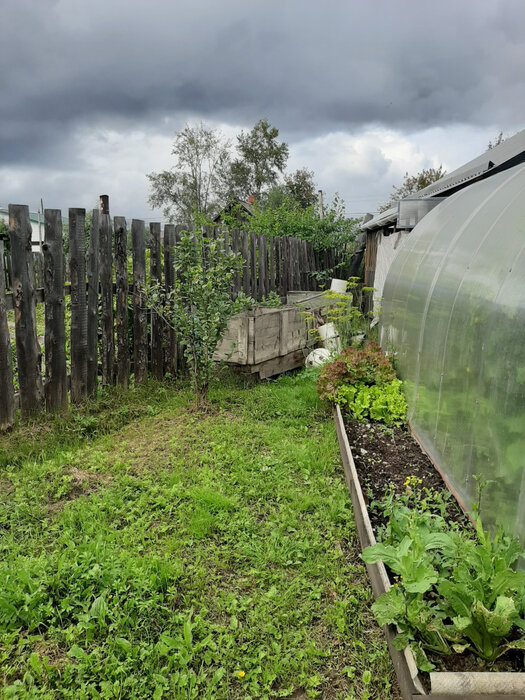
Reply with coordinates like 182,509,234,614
0,371,398,699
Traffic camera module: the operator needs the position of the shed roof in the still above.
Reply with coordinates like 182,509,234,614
362,128,525,231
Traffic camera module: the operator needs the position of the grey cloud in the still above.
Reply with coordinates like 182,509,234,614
1,0,524,215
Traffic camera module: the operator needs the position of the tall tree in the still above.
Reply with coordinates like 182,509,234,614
379,165,446,212
147,123,231,223
227,119,289,202
283,168,317,208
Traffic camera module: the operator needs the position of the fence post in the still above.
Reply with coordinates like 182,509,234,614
0,238,15,430
69,208,88,403
231,229,240,296
258,234,269,299
99,213,114,386
149,223,163,379
9,204,44,416
163,223,177,376
114,216,129,388
87,209,100,397
131,220,147,384
250,231,258,300
241,230,250,296
43,209,67,411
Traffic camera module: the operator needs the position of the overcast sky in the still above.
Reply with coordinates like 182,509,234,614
1,0,524,221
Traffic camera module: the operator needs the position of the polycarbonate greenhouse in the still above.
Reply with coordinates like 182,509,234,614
380,162,525,547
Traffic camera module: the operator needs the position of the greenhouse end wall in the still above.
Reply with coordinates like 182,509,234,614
380,164,525,547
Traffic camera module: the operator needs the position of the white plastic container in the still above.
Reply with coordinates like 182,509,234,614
330,278,347,294
305,348,331,367
318,322,341,354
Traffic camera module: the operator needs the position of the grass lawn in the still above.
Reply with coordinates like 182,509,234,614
0,371,398,699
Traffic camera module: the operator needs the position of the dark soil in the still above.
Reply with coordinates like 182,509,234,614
342,417,524,682
344,418,470,532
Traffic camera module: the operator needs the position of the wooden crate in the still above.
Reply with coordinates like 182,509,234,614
214,304,310,376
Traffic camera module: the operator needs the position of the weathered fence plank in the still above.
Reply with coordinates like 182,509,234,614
241,230,250,295
99,213,114,386
34,253,44,289
9,204,44,416
258,234,268,299
0,238,15,429
149,223,163,379
131,219,147,384
114,216,129,388
174,225,186,373
231,229,241,296
163,223,177,376
250,231,258,300
87,209,100,397
69,208,88,403
43,209,67,411
268,236,275,296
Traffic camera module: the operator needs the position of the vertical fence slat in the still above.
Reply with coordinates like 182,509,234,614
285,236,293,294
231,228,241,296
163,223,177,376
250,231,258,300
114,216,129,388
268,236,275,296
87,209,100,397
0,238,15,430
69,208,87,403
307,243,315,290
34,253,44,289
149,222,163,379
241,230,250,295
43,209,67,411
100,213,114,386
275,237,283,298
258,234,268,299
174,225,186,373
131,219,147,384
300,240,308,290
9,204,44,416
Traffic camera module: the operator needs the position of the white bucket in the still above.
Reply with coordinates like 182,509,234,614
318,323,341,354
330,278,347,294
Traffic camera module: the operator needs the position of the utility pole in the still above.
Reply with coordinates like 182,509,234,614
37,197,44,253
317,189,324,219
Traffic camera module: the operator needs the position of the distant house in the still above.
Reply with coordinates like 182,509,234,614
212,197,255,224
361,129,525,309
0,207,46,251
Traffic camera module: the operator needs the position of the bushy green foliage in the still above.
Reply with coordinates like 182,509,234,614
317,343,396,401
323,279,374,348
317,343,406,426
363,485,525,671
143,230,241,403
246,195,358,253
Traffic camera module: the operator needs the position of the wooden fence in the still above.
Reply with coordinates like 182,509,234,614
0,204,344,430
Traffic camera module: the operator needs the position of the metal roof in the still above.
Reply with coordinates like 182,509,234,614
362,128,525,231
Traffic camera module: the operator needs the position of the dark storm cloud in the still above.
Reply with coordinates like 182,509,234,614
1,0,524,167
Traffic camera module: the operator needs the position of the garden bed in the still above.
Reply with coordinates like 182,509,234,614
334,406,525,699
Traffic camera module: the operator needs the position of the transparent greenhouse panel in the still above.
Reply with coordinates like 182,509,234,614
381,164,525,548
